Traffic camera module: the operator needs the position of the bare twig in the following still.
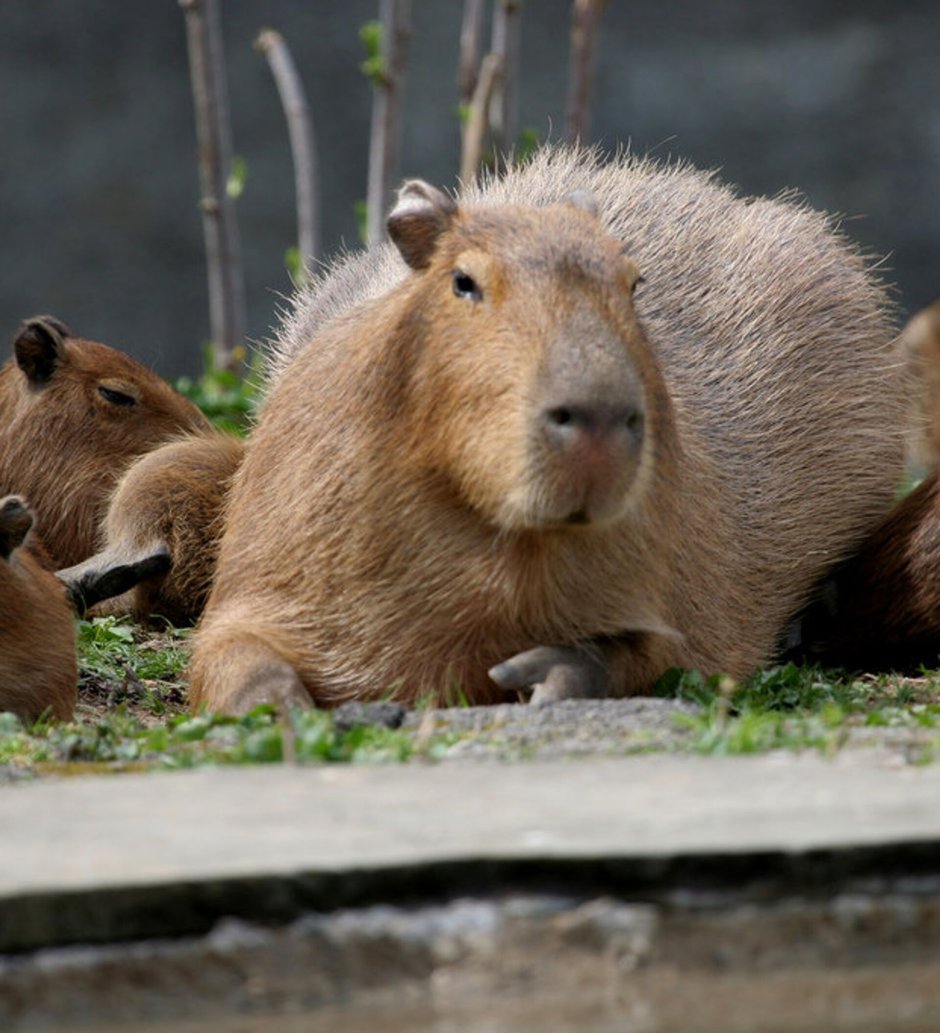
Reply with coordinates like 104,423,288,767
458,0,486,106
255,28,321,274
488,0,521,165
179,0,246,372
459,53,502,186
365,0,412,247
565,0,608,143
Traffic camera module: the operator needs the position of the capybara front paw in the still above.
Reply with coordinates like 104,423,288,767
222,658,313,716
58,544,171,615
488,644,610,705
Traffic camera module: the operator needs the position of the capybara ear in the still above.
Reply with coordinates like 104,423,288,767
564,190,599,217
387,180,458,271
14,316,72,386
0,495,33,560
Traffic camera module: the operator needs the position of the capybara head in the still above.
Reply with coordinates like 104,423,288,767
0,316,211,568
384,181,655,531
0,495,76,721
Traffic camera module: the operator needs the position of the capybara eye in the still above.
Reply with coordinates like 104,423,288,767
452,269,482,302
98,385,137,408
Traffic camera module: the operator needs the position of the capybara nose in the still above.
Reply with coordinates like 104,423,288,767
542,402,645,455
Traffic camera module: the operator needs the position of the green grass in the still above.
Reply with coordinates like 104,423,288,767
174,344,263,434
3,618,940,776
656,663,940,757
0,704,416,774
0,616,417,776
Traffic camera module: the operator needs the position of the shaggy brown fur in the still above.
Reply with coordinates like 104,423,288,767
796,473,940,671
0,496,76,721
0,316,211,568
189,147,906,714
60,433,244,625
902,299,940,474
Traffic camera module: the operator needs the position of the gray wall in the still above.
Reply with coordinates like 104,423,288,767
1,1,938,377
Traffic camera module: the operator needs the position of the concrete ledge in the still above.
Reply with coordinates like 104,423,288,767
3,753,940,953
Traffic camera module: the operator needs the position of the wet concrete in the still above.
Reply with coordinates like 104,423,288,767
3,894,940,1031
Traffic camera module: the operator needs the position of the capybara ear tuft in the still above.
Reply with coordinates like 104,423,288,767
387,180,458,271
0,495,33,560
13,316,72,386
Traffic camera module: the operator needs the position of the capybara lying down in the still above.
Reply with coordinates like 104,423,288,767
0,496,76,721
59,432,245,625
189,147,906,713
0,316,211,568
795,472,940,672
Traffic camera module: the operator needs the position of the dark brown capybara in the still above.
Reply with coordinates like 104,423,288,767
188,147,906,714
0,496,76,721
0,316,211,569
794,472,940,672
902,298,940,475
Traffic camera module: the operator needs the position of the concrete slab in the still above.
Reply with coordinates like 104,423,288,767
2,752,940,953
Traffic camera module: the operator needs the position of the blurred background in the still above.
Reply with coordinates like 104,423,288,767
1,0,937,377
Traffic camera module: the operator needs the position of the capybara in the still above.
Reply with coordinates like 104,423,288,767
901,298,940,475
0,496,76,721
795,472,940,672
59,432,245,625
0,316,212,568
189,147,906,713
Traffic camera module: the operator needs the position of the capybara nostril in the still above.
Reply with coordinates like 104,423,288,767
542,402,645,454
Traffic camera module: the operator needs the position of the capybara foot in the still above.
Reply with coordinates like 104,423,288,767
58,543,171,615
489,644,610,705
218,658,312,716
0,496,33,558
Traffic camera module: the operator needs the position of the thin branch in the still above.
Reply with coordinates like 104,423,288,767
255,28,321,272
179,0,246,372
488,0,521,164
459,53,502,186
565,0,608,144
457,0,486,107
365,0,412,247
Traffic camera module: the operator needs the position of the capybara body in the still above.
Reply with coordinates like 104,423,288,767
0,496,76,721
189,147,905,713
795,473,940,671
60,432,245,625
902,298,940,474
0,317,211,568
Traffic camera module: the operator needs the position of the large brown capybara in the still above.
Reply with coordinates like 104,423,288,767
59,432,245,625
0,496,76,721
0,316,212,569
188,147,907,714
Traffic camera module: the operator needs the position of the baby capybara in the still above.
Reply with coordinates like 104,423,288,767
189,147,906,713
0,316,211,568
0,496,76,721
